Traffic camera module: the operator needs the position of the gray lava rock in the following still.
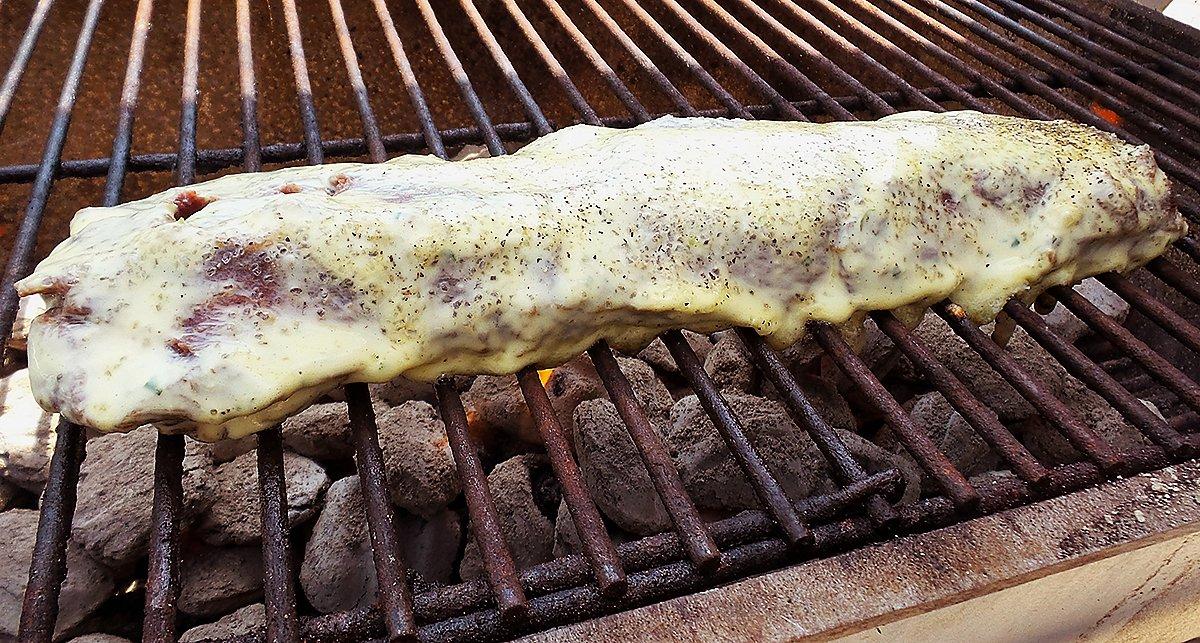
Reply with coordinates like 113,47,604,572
778,336,825,370
179,603,265,643
0,509,114,638
546,354,673,431
1020,378,1152,465
72,426,214,569
0,478,18,511
856,317,900,375
463,375,539,444
301,476,375,613
0,368,59,491
463,354,673,446
396,507,462,585
281,402,355,462
377,401,460,518
637,330,713,374
763,373,857,434
900,316,1068,423
877,392,1000,483
202,436,256,464
179,544,264,617
299,476,459,609
69,635,133,643
1043,278,1130,344
666,392,830,512
198,449,329,545
572,398,671,535
370,376,437,406
460,455,554,579
552,498,580,558
704,332,757,393
834,429,924,505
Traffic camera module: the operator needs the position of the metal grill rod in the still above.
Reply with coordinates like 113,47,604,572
1002,299,1187,454
369,0,445,158
871,0,1200,199
436,380,530,619
517,369,628,596
101,0,154,205
18,421,86,643
579,0,697,116
499,0,602,124
143,433,184,643
949,0,1200,133
935,302,1123,470
1050,285,1200,414
663,330,813,544
256,429,301,643
416,0,505,156
327,0,386,164
279,0,323,165
345,384,418,642
0,0,56,137
0,0,106,346
540,0,650,121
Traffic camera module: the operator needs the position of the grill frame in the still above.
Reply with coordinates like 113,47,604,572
0,0,1197,641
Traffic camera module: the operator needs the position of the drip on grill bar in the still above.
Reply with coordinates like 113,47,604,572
0,0,1196,642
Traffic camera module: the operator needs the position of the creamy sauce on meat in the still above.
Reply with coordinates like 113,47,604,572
16,112,1186,441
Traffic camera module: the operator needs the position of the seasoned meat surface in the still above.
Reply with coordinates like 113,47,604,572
16,112,1185,440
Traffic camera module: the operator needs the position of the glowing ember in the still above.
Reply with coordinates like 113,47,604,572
1090,102,1123,126
538,369,554,386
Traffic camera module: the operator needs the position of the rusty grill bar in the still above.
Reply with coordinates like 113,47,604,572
1,0,1198,641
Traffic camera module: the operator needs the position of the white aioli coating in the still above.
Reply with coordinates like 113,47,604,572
17,112,1185,441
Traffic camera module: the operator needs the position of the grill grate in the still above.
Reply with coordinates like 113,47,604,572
0,0,1198,641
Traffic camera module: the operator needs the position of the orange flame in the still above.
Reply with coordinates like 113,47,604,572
1090,102,1123,127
